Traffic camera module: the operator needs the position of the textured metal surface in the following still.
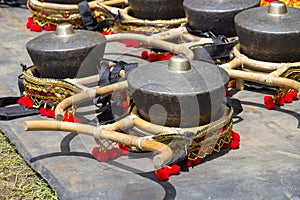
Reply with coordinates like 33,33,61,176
26,26,106,79
234,2,300,62
127,57,229,127
183,0,260,37
128,0,185,20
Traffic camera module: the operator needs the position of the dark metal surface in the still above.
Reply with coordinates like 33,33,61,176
183,0,260,37
127,57,229,127
235,2,300,62
127,0,185,20
26,27,106,79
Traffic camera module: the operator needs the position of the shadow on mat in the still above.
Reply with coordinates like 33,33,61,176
29,132,177,200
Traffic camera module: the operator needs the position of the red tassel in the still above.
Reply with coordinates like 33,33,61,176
290,90,298,100
30,24,42,32
141,50,149,59
265,101,275,110
44,25,57,31
156,54,165,61
18,96,34,108
64,113,74,122
230,139,240,149
47,109,55,118
40,107,48,116
231,130,240,141
164,52,173,60
284,92,293,103
106,148,121,160
170,165,180,175
192,157,203,166
156,168,170,181
275,97,285,106
118,143,131,155
91,146,100,157
148,53,157,62
97,151,109,162
187,160,193,167
264,95,273,104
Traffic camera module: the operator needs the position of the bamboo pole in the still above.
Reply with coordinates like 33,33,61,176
226,69,300,96
23,119,172,169
131,106,233,135
28,0,127,12
232,44,300,71
55,80,128,120
105,33,195,60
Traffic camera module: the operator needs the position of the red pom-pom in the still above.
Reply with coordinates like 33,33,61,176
118,143,131,155
170,165,181,175
26,21,33,29
148,53,157,62
231,130,240,141
230,139,240,149
264,95,273,104
275,97,285,106
47,109,55,118
141,50,149,59
44,25,52,31
30,24,42,32
64,113,74,122
290,90,298,100
50,25,57,31
97,151,109,162
187,160,193,167
27,17,33,22
265,100,275,110
40,107,48,116
284,92,293,103
156,54,165,61
192,157,203,166
164,52,173,60
156,168,170,181
91,146,100,157
102,31,111,35
106,148,121,160
18,96,34,108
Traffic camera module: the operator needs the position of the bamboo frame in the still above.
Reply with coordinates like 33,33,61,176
131,106,233,136
55,80,128,120
28,0,127,13
23,25,300,171
219,44,300,95
23,117,172,169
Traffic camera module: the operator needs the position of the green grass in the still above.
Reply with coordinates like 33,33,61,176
0,131,58,199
